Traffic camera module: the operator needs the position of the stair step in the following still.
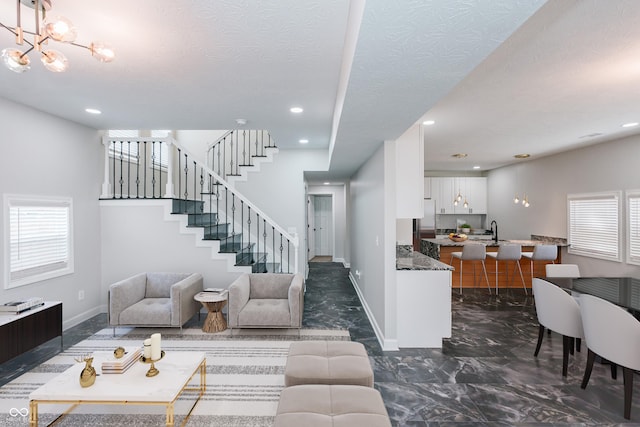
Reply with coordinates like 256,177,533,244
187,213,219,227
264,262,282,273
202,223,230,240
236,251,267,268
234,245,257,264
171,199,204,214
218,234,243,252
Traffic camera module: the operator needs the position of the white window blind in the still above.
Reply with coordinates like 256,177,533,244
5,196,74,288
151,130,170,168
567,192,620,261
108,130,140,163
628,191,640,265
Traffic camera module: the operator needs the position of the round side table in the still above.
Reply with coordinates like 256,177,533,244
194,291,228,333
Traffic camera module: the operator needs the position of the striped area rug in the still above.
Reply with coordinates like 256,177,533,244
0,328,350,426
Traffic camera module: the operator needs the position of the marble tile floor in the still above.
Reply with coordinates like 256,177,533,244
2,263,640,426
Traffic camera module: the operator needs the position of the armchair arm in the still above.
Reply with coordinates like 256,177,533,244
108,273,147,326
228,273,251,327
288,274,304,328
170,273,203,326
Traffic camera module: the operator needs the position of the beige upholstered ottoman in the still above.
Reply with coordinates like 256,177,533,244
284,341,374,387
275,384,391,427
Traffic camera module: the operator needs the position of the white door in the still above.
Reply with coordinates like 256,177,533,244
307,196,315,260
313,195,333,256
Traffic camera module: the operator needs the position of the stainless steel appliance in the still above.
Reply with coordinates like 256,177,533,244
413,199,436,250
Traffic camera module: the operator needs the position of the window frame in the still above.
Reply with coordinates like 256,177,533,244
4,194,74,289
627,189,640,266
567,191,622,262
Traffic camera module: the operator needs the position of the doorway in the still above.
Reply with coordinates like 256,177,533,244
308,195,333,262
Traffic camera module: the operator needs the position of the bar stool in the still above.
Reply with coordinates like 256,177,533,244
486,244,526,294
449,244,491,295
521,244,557,281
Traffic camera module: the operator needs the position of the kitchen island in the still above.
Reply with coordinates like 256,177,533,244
396,246,452,348
421,236,567,291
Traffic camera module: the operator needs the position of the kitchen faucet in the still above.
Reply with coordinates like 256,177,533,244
490,220,498,243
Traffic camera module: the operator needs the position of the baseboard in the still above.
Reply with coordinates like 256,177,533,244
348,272,399,352
63,305,103,331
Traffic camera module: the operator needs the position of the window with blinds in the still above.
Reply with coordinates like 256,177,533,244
5,195,74,289
567,192,621,262
108,130,140,163
151,130,170,169
628,191,640,265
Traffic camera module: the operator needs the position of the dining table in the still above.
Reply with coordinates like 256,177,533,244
543,277,640,315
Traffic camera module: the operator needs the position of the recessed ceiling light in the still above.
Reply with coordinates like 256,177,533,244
514,153,530,159
473,165,481,169
451,153,467,158
324,182,330,185
422,120,435,126
299,139,309,144
290,107,303,114
622,122,639,128
85,108,101,114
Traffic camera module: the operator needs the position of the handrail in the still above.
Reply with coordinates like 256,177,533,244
100,135,297,274
173,137,298,249
206,129,276,180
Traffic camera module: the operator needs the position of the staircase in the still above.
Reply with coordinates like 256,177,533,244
100,133,298,275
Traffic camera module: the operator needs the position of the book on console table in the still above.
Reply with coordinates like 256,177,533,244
100,347,142,374
0,297,44,314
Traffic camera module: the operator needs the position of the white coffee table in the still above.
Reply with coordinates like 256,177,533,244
29,351,206,426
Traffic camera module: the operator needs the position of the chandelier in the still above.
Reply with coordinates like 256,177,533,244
0,0,114,73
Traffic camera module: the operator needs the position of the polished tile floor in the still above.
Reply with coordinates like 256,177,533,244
3,263,640,426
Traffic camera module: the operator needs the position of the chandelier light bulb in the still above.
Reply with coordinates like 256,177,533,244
90,42,115,63
513,194,519,204
463,199,469,208
1,48,30,72
453,199,458,206
456,191,462,202
41,50,68,72
522,194,527,206
43,16,78,42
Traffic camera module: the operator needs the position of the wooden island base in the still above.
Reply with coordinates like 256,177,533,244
439,245,561,291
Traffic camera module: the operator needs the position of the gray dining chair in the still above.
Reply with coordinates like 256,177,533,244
522,244,557,280
545,263,580,278
449,244,491,294
579,294,640,420
532,278,584,377
486,244,526,294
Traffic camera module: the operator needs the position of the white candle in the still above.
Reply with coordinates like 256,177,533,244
143,339,151,358
150,333,161,360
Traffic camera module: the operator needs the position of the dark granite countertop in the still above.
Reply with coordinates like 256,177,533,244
422,236,568,247
396,245,453,271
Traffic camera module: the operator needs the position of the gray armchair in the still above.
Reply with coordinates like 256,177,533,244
228,273,304,329
108,272,203,332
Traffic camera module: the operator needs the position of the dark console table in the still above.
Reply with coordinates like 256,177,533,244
0,301,62,364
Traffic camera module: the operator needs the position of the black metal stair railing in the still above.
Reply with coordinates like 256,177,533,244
207,129,276,180
101,135,296,274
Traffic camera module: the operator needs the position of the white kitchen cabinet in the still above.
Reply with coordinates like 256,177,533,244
424,177,431,199
431,177,455,214
429,176,487,214
466,177,487,214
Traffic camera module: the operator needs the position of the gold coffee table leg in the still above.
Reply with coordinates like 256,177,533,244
29,401,37,427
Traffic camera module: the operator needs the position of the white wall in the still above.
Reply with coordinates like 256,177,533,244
0,98,103,329
100,201,242,304
174,130,228,164
349,142,397,349
487,135,640,278
234,149,328,274
308,184,347,264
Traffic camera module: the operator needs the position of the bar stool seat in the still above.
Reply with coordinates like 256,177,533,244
521,244,558,281
486,244,526,294
450,244,491,294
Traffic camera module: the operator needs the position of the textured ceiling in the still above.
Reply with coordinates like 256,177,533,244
1,1,638,182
